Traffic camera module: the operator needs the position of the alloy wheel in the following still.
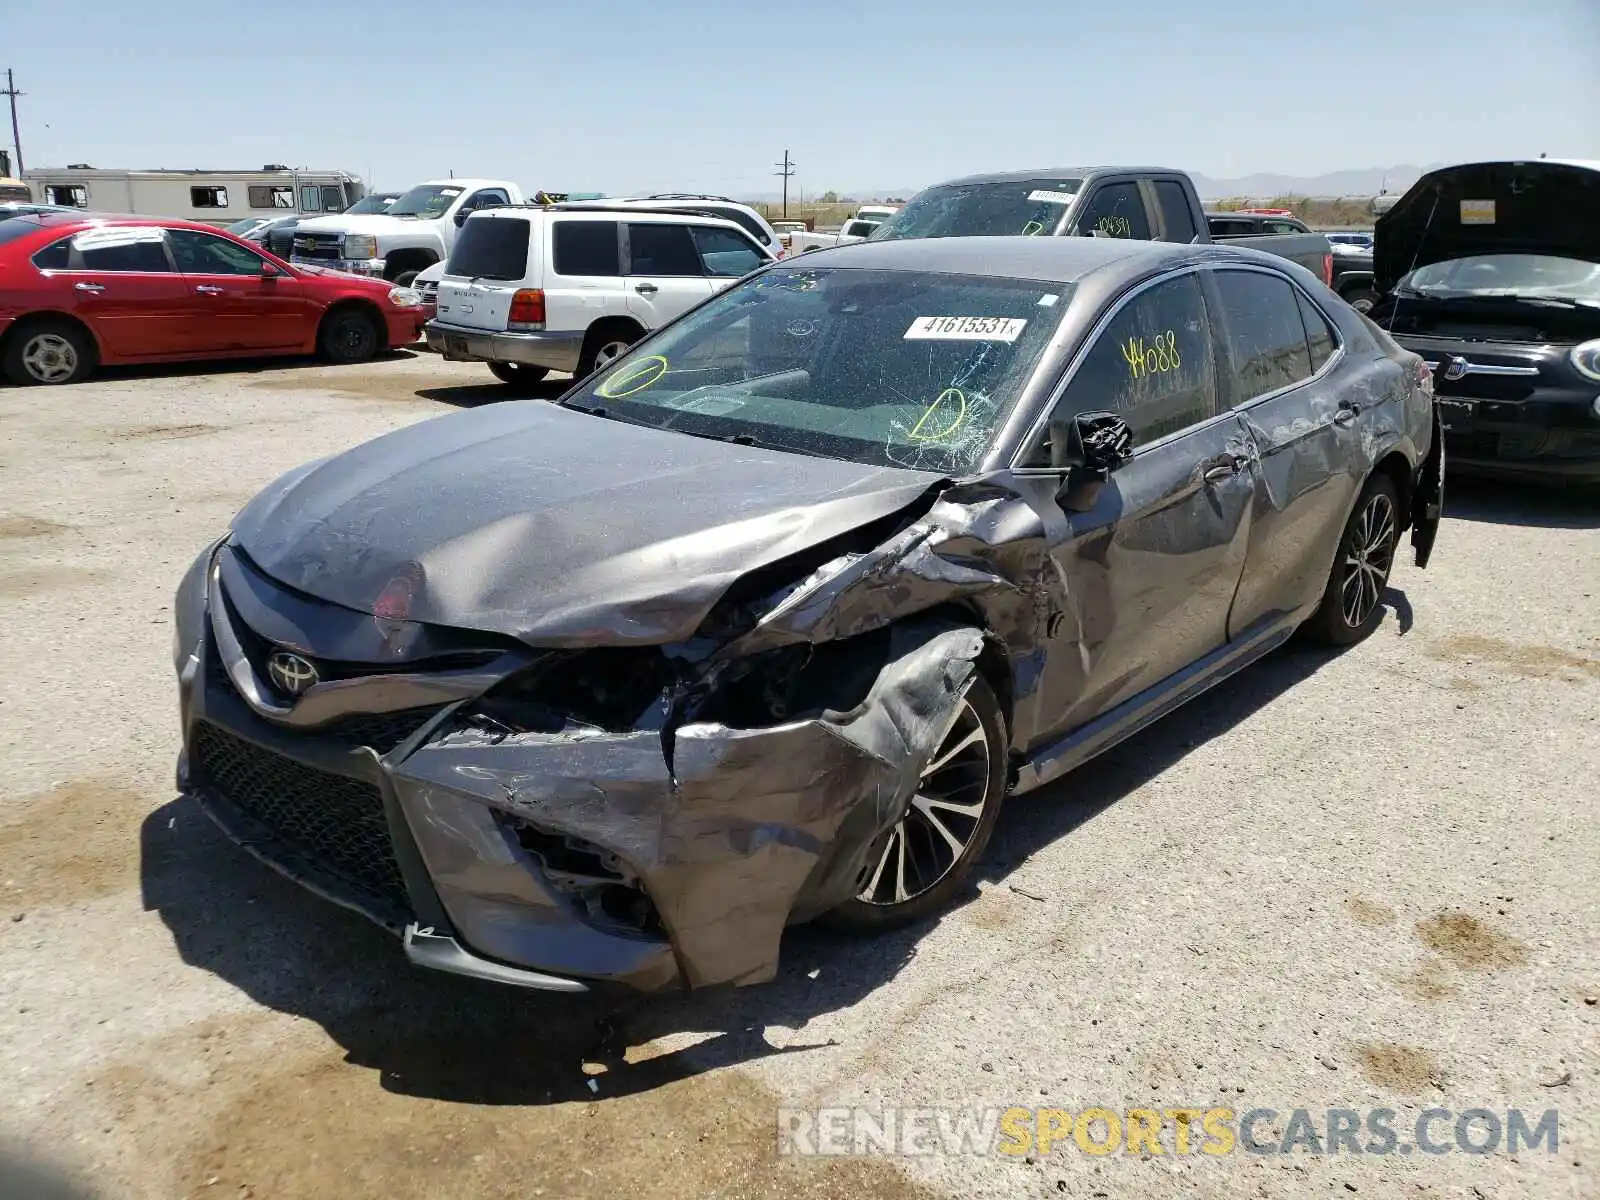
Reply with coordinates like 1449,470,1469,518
22,334,78,384
594,339,631,370
857,696,992,907
1340,491,1396,629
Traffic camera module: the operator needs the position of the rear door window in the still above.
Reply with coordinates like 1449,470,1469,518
1036,272,1217,453
691,226,765,277
1152,181,1198,243
628,223,702,276
1295,288,1339,372
30,236,73,269
448,217,532,280
71,227,173,272
551,220,620,277
1213,269,1315,402
1072,182,1151,239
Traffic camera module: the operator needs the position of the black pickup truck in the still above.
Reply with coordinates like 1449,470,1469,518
869,166,1334,285
1206,211,1378,311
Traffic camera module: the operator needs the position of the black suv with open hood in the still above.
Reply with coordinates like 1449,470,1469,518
1370,159,1600,483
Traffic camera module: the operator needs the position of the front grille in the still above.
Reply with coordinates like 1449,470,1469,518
291,233,344,261
193,723,411,920
313,708,438,753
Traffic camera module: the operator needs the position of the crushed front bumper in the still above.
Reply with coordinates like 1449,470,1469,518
425,319,584,374
174,548,980,992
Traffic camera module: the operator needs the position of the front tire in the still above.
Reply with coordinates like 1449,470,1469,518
390,268,422,287
4,320,95,386
318,306,382,364
826,674,1007,932
488,361,550,392
1301,473,1400,645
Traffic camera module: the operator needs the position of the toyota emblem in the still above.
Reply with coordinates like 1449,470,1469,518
267,650,320,697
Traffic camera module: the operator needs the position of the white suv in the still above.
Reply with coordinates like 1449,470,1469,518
569,194,785,259
426,206,776,389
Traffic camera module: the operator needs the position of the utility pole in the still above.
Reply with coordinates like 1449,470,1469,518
773,149,795,218
2,69,21,175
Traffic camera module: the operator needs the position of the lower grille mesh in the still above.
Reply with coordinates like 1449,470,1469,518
193,723,411,921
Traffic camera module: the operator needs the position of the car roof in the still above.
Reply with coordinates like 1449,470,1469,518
467,205,753,231
929,166,1187,186
793,235,1239,283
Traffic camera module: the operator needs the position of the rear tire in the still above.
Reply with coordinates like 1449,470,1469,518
389,268,422,287
318,306,382,364
576,325,641,380
825,673,1007,932
1301,473,1400,645
4,319,95,386
488,361,550,392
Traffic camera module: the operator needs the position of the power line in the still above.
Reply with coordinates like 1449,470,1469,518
773,149,796,217
2,68,22,175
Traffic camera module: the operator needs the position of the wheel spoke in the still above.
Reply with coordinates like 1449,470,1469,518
910,794,968,857
918,792,987,819
892,826,911,903
922,726,984,778
862,825,898,902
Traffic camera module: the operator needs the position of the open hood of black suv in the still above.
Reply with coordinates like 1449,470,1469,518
1374,160,1600,295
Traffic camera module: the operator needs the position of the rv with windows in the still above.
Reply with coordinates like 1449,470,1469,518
18,165,365,224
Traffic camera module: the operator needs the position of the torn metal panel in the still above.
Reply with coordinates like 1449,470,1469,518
396,623,982,989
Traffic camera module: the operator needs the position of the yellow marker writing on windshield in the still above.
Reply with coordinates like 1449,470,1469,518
1021,220,1045,236
909,388,968,441
597,354,668,399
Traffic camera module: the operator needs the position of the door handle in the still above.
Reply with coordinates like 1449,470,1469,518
1333,400,1361,426
1202,457,1242,484
74,282,105,293
195,285,226,295
634,282,658,295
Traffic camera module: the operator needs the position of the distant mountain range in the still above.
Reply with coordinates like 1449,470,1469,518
747,165,1443,205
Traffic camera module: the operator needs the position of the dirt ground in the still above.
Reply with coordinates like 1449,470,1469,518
0,351,1595,1199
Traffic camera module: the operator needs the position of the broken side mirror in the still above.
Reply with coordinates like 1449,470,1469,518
1051,410,1133,512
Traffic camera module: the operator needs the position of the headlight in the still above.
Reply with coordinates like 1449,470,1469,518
1570,338,1600,383
341,233,378,260
388,286,422,308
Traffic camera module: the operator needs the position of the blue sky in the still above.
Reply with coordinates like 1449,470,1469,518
5,0,1596,196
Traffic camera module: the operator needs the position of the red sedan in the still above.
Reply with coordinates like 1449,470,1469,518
0,214,426,386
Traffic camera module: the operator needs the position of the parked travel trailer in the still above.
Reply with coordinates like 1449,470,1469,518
18,165,365,223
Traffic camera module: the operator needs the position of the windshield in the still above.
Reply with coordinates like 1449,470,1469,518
345,193,398,215
1399,254,1600,305
386,184,464,219
870,179,1084,241
227,218,265,234
563,266,1069,471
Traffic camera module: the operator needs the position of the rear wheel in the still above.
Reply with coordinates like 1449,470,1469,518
389,268,422,287
1301,473,1400,645
576,326,640,379
1343,286,1379,314
826,674,1007,931
318,306,382,364
488,361,550,392
4,319,95,386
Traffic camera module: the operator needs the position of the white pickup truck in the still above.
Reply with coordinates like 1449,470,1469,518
789,204,901,253
288,178,526,285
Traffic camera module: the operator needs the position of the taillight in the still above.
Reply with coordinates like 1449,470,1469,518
1322,253,1334,287
508,288,545,329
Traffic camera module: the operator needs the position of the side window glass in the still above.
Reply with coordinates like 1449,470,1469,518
301,186,322,212
1295,288,1339,372
627,223,702,276
551,220,621,277
1152,181,1197,243
1072,183,1151,239
691,226,764,277
248,185,294,210
1036,273,1216,457
1214,270,1315,401
168,229,268,275
190,186,229,209
32,237,72,270
71,228,173,272
321,186,346,212
45,185,88,207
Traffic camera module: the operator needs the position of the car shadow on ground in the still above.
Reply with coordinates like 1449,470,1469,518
1444,476,1600,530
140,625,1378,1109
415,378,569,408
28,348,423,387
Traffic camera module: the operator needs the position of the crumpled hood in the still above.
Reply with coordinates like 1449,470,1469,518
230,402,944,647
1375,160,1600,294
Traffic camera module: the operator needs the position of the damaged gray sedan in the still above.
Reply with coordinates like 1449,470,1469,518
173,236,1443,993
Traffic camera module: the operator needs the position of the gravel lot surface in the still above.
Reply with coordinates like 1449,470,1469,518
1,351,1595,1199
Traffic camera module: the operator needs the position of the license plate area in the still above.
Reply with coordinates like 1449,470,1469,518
446,336,469,357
